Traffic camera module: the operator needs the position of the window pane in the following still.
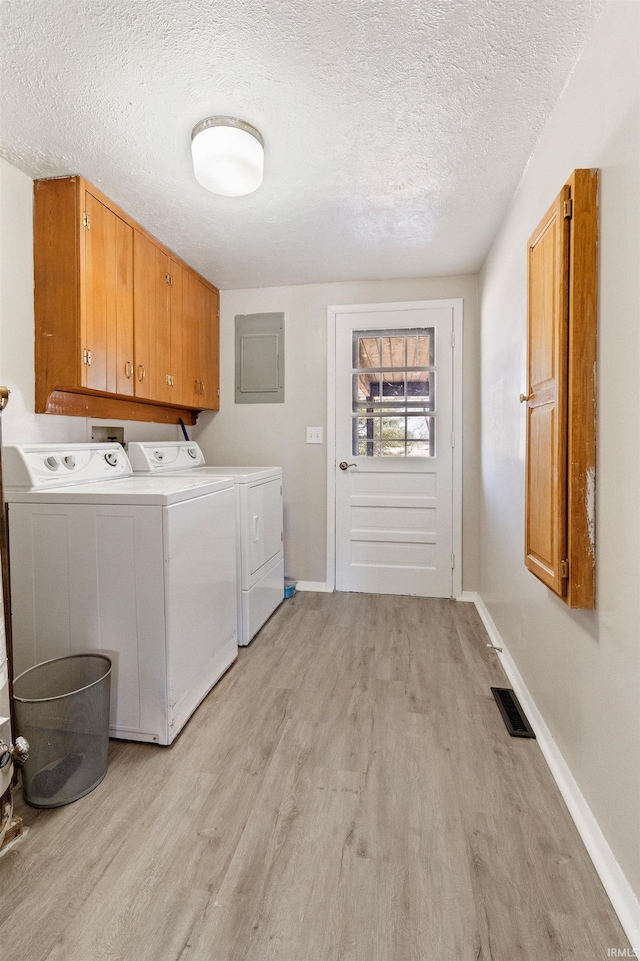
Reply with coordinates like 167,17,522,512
353,336,381,369
406,331,434,367
353,373,380,408
381,337,405,368
406,441,432,456
380,441,406,457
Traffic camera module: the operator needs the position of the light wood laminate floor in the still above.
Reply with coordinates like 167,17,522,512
0,593,629,961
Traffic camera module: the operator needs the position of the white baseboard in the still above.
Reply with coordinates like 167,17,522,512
473,593,640,954
295,581,332,593
456,591,479,603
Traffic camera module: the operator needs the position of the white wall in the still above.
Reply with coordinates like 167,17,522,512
0,157,178,447
196,275,479,588
478,0,640,912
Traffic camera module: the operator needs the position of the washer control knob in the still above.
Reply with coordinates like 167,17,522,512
187,448,197,459
104,451,119,467
45,455,60,471
62,455,76,470
154,450,165,461
0,742,11,769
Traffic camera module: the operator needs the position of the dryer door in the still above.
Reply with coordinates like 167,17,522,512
248,478,283,575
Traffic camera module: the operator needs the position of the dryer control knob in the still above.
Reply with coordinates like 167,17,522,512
104,451,119,467
45,455,60,471
187,448,197,458
62,455,76,469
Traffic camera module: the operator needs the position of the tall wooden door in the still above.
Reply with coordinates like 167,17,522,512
133,231,169,401
181,270,203,407
524,187,571,595
200,285,219,409
83,192,133,394
168,259,184,404
334,301,459,597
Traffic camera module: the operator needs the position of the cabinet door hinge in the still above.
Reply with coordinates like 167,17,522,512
451,330,455,348
451,432,455,448
216,309,220,318
560,559,569,579
82,348,91,366
563,199,572,219
165,273,173,286
82,211,90,229
451,552,455,570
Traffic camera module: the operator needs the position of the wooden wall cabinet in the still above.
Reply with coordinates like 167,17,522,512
34,176,220,424
524,169,598,609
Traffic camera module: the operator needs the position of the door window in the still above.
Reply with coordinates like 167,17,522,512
351,328,435,456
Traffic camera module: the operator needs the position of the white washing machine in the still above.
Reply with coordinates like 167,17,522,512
3,443,237,745
127,442,284,646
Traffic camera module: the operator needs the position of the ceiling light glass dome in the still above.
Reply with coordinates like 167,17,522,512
191,117,264,197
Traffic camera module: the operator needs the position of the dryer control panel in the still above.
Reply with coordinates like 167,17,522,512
127,442,205,473
2,444,132,490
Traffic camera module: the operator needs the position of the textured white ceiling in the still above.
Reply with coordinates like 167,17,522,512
1,0,604,289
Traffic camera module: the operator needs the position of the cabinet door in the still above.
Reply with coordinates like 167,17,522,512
168,259,184,404
182,271,205,407
524,186,570,597
114,216,134,396
133,231,170,401
84,193,134,394
199,285,219,410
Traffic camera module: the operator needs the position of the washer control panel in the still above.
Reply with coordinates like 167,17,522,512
127,442,206,473
2,444,132,490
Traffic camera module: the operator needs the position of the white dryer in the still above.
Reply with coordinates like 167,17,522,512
3,443,237,745
127,442,284,646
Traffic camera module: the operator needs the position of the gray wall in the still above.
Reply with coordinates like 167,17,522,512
195,275,480,589
478,1,640,901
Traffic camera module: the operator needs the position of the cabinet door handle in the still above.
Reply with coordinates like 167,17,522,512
195,379,200,394
138,364,146,381
200,382,205,395
124,361,133,378
520,393,531,403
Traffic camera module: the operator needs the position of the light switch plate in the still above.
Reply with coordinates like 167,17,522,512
306,427,323,444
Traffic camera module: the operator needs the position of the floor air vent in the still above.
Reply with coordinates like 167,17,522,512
491,687,536,738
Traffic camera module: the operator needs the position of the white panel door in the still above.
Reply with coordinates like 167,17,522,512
247,478,283,575
334,302,458,597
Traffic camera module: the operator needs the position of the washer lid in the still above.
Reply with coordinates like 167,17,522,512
183,466,282,484
4,474,235,506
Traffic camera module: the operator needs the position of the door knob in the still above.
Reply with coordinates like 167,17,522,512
339,462,357,471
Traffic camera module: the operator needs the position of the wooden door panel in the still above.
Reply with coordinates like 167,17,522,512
115,216,134,396
182,272,206,407
154,247,171,402
84,192,114,391
134,232,169,401
200,286,219,409
525,187,570,596
169,260,184,404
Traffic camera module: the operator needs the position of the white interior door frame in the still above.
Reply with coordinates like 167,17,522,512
326,299,463,597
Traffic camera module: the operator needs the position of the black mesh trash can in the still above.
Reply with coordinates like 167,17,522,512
13,654,111,808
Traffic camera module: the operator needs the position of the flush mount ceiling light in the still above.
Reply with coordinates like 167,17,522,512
191,117,264,197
